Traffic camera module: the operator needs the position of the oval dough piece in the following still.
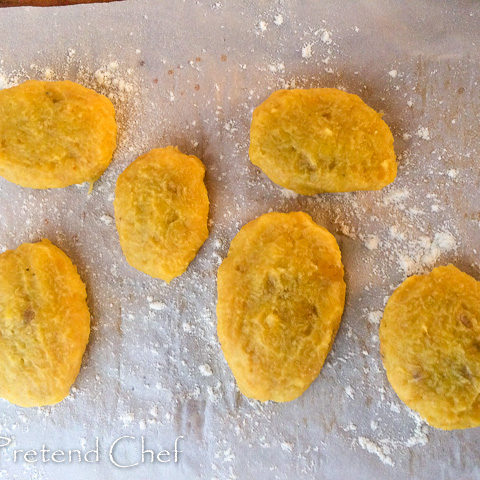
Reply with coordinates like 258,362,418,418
380,265,480,430
114,146,209,282
217,211,346,402
249,88,397,195
0,80,117,189
0,239,90,407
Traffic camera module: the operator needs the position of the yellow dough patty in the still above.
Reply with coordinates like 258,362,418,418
249,88,397,195
380,265,480,430
0,239,90,407
114,146,209,282
0,80,117,189
217,212,346,402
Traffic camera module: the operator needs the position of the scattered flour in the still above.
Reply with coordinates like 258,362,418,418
404,411,429,447
447,169,458,179
416,126,431,140
149,301,166,311
320,30,332,45
357,437,395,467
280,442,294,453
99,214,113,226
93,61,135,101
302,43,314,59
397,231,457,276
383,188,409,206
364,235,379,251
120,412,135,426
273,14,284,26
367,311,383,325
199,364,213,377
258,20,268,33
342,423,357,432
345,385,355,399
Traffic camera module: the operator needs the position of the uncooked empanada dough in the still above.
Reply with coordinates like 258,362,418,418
217,211,346,402
249,88,397,195
114,146,209,282
380,265,480,430
0,80,117,189
0,239,90,407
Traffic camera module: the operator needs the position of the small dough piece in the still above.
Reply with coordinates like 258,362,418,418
0,239,90,407
249,88,397,195
380,265,480,430
0,80,117,189
114,146,209,282
217,212,346,402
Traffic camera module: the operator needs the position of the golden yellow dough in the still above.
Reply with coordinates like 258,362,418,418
217,212,346,402
249,88,397,195
380,265,480,430
0,239,90,407
0,80,117,189
114,146,209,282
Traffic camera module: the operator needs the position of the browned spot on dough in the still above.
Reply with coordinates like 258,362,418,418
412,367,424,381
221,54,227,62
167,181,179,194
165,210,179,225
461,365,473,381
459,314,473,328
194,84,200,91
23,309,35,325
298,152,317,172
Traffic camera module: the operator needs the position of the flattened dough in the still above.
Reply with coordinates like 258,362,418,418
380,265,480,430
0,80,117,189
114,146,209,282
249,88,397,195
217,212,346,402
0,239,90,407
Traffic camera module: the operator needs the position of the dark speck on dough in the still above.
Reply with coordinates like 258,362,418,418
459,314,473,328
23,309,35,325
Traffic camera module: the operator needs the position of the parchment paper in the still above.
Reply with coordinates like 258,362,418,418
0,1,479,479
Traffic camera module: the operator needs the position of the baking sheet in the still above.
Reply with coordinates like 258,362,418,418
0,1,479,478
